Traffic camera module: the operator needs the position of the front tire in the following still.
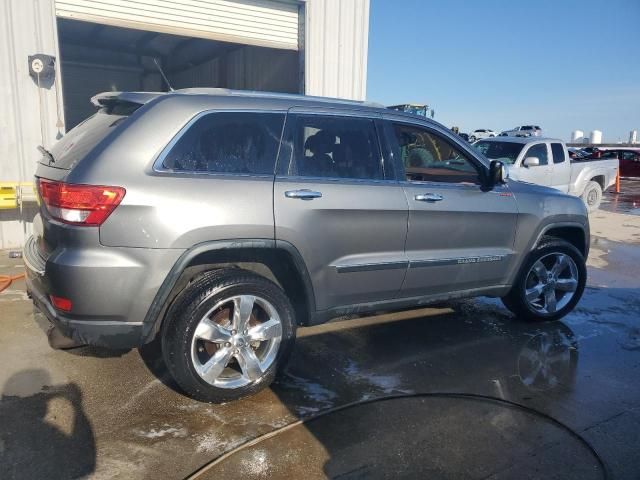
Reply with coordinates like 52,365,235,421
502,237,586,322
162,269,296,402
581,181,602,212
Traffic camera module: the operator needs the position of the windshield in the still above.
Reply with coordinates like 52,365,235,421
473,141,524,164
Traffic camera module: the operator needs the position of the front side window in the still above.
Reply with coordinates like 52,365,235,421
551,143,566,163
524,143,549,165
162,112,285,174
391,123,480,184
285,115,384,180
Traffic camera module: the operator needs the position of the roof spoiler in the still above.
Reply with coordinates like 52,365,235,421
90,91,163,108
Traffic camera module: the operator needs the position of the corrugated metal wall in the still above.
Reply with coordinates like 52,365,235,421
0,0,63,249
55,0,300,50
304,0,369,100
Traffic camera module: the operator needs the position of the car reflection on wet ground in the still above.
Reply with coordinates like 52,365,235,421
601,178,640,216
1,209,640,479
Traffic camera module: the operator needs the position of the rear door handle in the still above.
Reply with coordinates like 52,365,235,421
285,189,323,200
414,193,444,202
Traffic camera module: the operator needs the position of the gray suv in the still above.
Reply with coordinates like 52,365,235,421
24,89,589,402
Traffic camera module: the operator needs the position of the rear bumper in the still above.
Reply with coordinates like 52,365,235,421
25,260,144,349
23,235,183,349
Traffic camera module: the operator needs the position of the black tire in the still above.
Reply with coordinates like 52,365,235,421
469,135,476,142
161,268,296,403
581,181,602,212
501,237,586,322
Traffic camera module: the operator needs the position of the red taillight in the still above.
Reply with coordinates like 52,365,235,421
50,295,73,312
37,179,125,226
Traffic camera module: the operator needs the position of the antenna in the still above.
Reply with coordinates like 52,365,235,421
153,58,174,92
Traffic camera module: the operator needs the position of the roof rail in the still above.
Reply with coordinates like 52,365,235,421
173,88,385,108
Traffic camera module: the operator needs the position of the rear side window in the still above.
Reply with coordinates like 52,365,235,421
282,115,384,180
48,109,132,170
162,112,285,174
551,143,566,163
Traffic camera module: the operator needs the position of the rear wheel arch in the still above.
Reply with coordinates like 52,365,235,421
590,175,605,190
142,240,315,342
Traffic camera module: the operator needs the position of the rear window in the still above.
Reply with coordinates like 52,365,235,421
161,112,285,175
47,108,133,170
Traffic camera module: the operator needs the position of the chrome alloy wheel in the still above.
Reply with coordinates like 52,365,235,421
524,253,579,314
190,295,282,389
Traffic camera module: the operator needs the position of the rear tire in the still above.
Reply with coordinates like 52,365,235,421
581,181,602,212
502,237,586,322
161,268,296,403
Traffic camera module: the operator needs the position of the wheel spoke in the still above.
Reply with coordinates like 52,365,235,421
555,278,578,292
232,295,255,332
532,260,548,281
194,318,231,343
246,318,282,342
200,347,233,383
551,255,569,277
526,284,545,302
545,289,557,313
236,346,263,381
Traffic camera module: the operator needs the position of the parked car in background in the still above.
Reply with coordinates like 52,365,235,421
600,149,640,177
25,89,590,402
469,129,497,142
458,132,470,142
500,125,542,137
474,136,618,211
568,147,590,160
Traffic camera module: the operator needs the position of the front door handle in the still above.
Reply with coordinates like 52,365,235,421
285,189,323,200
415,193,444,202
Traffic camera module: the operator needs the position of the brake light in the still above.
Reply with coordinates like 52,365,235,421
37,179,125,226
50,295,72,312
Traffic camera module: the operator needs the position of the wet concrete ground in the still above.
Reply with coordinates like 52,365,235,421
1,209,640,479
601,178,640,216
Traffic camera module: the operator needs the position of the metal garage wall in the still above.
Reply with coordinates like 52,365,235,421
55,0,300,50
304,0,369,100
0,0,64,249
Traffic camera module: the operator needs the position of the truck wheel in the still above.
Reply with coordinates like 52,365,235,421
581,181,602,212
502,237,586,322
162,269,296,403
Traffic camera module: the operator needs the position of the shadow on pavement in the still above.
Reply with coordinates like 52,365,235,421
0,370,96,480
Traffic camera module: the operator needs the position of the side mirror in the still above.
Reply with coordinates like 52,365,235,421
523,156,540,167
488,160,507,189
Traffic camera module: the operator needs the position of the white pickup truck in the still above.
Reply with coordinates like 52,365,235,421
474,137,619,211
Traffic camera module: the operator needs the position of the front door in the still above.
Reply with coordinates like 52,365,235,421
274,111,409,311
518,142,553,187
384,118,519,297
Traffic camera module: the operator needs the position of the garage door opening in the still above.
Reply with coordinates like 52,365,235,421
57,18,302,130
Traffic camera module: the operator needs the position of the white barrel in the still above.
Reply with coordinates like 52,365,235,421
630,130,638,144
571,130,584,142
590,130,603,144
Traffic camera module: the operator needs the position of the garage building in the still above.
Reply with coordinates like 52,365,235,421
0,0,370,248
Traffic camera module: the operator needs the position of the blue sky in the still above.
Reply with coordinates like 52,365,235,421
367,0,640,142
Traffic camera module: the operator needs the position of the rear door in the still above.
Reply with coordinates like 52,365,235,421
550,142,571,192
517,142,552,187
383,118,519,296
274,110,409,311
